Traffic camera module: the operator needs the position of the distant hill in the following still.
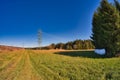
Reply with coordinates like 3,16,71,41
0,45,24,51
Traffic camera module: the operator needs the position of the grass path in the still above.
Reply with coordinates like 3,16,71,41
0,51,23,80
0,50,42,80
15,51,42,80
29,51,65,80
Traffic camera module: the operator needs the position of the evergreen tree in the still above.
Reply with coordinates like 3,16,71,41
91,0,120,57
114,0,120,11
114,0,120,53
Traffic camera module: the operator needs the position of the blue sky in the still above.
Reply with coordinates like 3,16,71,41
0,0,116,47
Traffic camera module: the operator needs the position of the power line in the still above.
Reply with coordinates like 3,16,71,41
42,31,65,40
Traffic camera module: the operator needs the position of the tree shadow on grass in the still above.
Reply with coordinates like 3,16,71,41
54,51,106,58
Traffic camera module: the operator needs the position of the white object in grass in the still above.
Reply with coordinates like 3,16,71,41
95,49,105,55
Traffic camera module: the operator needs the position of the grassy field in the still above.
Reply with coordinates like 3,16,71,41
0,50,120,80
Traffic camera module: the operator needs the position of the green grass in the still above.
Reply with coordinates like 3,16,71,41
0,50,120,80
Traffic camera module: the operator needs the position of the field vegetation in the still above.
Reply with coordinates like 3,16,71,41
0,50,119,80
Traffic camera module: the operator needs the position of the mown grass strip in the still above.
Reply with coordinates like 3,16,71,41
29,51,64,80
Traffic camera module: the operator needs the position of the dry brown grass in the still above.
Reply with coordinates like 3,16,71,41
32,49,94,54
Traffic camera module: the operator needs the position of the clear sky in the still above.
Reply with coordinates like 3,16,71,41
0,0,116,47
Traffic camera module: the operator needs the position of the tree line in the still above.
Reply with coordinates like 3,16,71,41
47,39,95,50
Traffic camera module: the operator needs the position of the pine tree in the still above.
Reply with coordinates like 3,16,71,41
114,0,120,11
114,0,120,54
91,0,120,57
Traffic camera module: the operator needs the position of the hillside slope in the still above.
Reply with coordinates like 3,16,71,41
0,45,24,51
